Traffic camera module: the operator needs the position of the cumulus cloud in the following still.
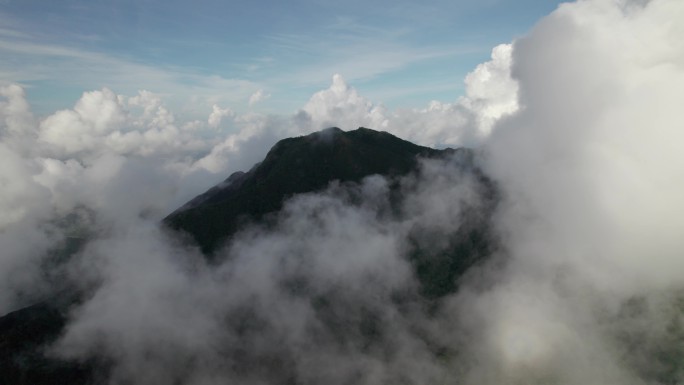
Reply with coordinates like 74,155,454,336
297,46,518,148
298,73,390,131
1,0,683,384
464,0,684,382
248,89,271,106
0,83,35,141
207,104,234,128
460,43,519,137
487,0,684,292
388,43,518,146
39,88,128,156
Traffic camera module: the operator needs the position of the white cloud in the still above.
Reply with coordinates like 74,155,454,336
38,88,128,156
460,43,519,137
388,43,517,146
207,104,234,129
463,0,684,381
299,74,389,131
0,83,35,140
487,0,684,291
248,89,271,106
296,49,518,148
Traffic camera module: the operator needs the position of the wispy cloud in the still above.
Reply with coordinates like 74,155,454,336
0,25,262,115
265,30,483,86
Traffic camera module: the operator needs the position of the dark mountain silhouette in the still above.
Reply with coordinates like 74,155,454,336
0,298,104,385
165,126,497,298
164,127,452,256
0,127,496,384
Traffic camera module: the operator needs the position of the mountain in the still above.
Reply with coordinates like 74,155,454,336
0,127,495,384
0,298,101,385
164,127,453,256
165,126,496,298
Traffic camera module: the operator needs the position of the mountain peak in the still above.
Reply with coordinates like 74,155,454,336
164,127,451,255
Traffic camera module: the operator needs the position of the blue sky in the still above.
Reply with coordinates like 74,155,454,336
0,0,565,118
